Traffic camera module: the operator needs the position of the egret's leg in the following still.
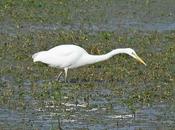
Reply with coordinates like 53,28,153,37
56,71,63,80
64,68,68,82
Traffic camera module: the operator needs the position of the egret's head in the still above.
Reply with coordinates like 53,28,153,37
126,48,146,66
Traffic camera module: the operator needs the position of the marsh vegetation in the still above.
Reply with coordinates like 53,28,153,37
0,0,175,129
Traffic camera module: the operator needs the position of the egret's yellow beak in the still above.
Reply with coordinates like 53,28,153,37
133,54,146,66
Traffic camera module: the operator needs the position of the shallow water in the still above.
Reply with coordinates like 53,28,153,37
0,76,175,130
0,81,175,130
1,0,175,36
1,22,175,36
0,0,175,130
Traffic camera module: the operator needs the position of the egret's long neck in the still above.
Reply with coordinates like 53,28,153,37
84,49,128,65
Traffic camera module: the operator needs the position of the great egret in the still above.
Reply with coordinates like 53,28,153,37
32,44,146,81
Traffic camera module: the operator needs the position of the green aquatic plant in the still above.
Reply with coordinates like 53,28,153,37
0,30,174,112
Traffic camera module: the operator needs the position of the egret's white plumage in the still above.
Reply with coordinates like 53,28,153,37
32,44,146,81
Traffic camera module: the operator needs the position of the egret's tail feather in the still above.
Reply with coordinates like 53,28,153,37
32,52,41,62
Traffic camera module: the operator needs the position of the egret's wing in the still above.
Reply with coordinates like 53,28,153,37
46,45,85,68
48,45,80,56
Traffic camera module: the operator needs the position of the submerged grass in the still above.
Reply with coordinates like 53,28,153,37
0,30,174,112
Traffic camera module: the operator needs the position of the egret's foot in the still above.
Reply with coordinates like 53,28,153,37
55,76,69,83
56,71,63,80
64,79,70,83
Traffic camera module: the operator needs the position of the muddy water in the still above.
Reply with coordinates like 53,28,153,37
0,0,175,130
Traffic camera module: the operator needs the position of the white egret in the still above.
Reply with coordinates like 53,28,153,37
32,44,146,81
